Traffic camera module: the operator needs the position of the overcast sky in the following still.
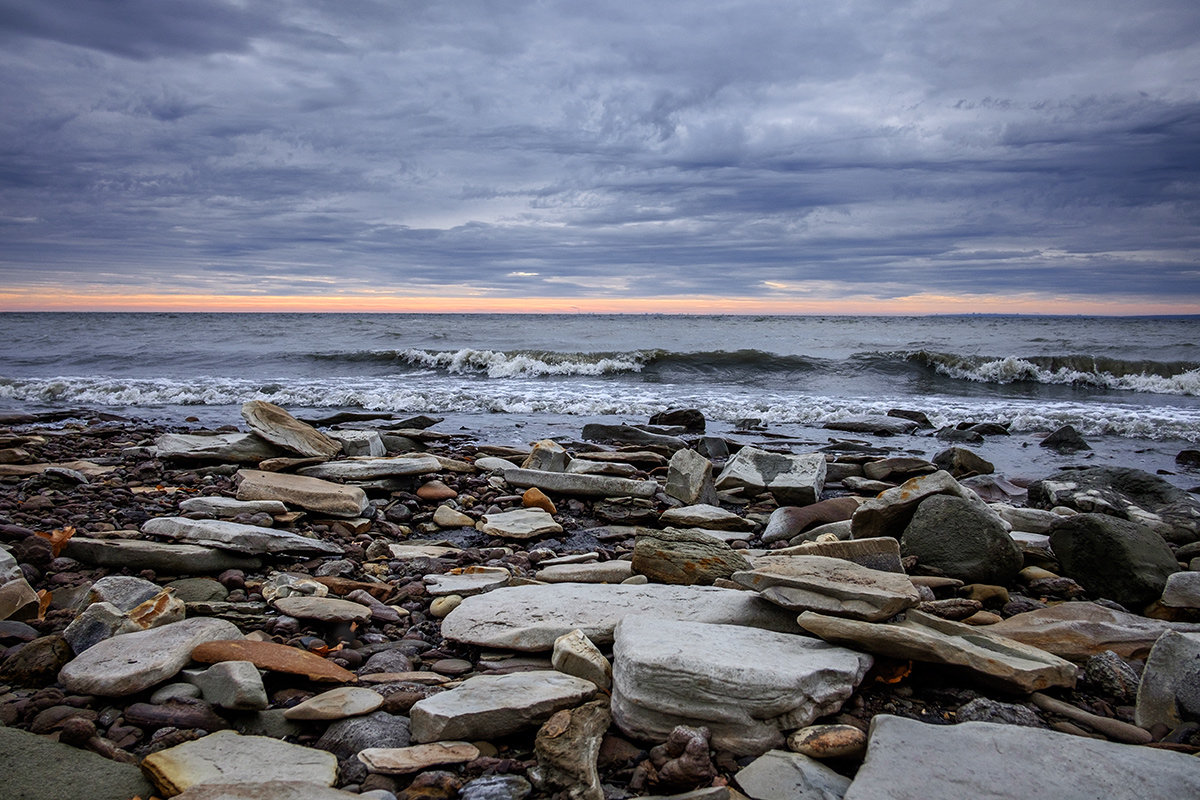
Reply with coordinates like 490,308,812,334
1,0,1198,312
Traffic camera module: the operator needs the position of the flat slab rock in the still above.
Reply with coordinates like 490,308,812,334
843,715,1200,800
190,639,356,683
359,742,480,775
732,555,921,622
477,508,563,539
612,616,872,756
440,583,804,651
58,617,242,697
64,537,263,572
988,601,1200,662
242,400,341,459
798,609,1076,693
503,467,659,498
0,725,155,800
410,670,597,742
272,595,372,622
155,432,283,464
143,516,343,556
142,729,339,796
298,455,442,480
236,469,369,517
173,783,363,800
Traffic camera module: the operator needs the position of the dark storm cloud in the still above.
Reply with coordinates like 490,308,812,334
0,0,1198,307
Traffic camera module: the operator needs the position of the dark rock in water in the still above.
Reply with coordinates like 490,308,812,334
901,495,1023,585
1177,450,1200,469
1040,424,1091,452
823,417,919,436
695,436,729,460
967,422,1011,436
649,408,706,433
1028,466,1200,544
1049,514,1180,608
936,427,984,443
887,409,932,428
933,447,994,479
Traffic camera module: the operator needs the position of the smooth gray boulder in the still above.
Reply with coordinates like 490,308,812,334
298,455,442,480
611,616,872,756
315,710,411,760
503,468,659,498
241,400,341,459
900,494,1023,584
143,516,343,556
0,726,155,800
155,432,282,463
714,447,826,505
1049,513,1180,608
441,583,804,651
236,469,369,517
732,555,920,621
410,670,597,742
851,470,1006,540
1161,571,1200,609
64,537,262,573
665,448,718,505
1028,466,1200,544
843,715,1200,800
1134,630,1200,729
58,617,243,696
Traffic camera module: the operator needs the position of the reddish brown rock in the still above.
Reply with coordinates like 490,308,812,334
523,487,557,514
191,640,355,683
417,480,458,501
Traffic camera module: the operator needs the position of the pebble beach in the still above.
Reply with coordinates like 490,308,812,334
2,398,1200,799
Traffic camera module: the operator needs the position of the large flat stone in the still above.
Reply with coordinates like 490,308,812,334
190,639,356,683
843,715,1200,800
441,583,804,651
632,527,752,585
410,670,597,742
503,468,659,498
611,616,872,756
142,730,338,796
236,469,369,517
242,400,341,459
477,508,563,539
0,726,155,800
798,609,1076,693
174,783,362,800
298,455,442,480
714,447,826,505
58,617,243,696
143,517,343,556
988,602,1200,662
732,555,920,621
178,496,289,517
65,537,262,572
734,750,852,800
156,432,283,463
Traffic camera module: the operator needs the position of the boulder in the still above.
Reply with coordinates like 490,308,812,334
1028,466,1200,544
1134,630,1200,729
650,408,706,432
241,400,341,459
410,670,597,742
297,455,442,480
798,609,1076,693
664,448,718,505
142,730,339,796
611,616,872,756
762,498,863,544
632,527,752,585
315,711,411,760
503,468,659,499
155,432,283,463
900,495,1023,584
850,470,1006,540
1160,571,1200,609
842,715,1200,800
732,555,920,621
714,447,827,505
1039,424,1091,452
441,583,803,651
931,447,994,478
236,469,369,517
1048,513,1180,608
143,517,343,556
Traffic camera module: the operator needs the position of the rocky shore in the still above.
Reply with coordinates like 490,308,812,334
1,401,1199,800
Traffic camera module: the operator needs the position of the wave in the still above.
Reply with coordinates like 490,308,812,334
900,351,1200,396
1,374,1198,441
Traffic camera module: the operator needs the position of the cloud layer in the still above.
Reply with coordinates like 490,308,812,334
1,0,1198,310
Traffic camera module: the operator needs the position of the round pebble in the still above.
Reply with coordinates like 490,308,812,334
430,595,464,618
787,724,867,759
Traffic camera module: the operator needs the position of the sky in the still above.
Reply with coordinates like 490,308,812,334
1,0,1198,314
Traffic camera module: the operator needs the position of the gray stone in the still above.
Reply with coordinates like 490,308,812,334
714,447,826,505
660,504,755,531
503,468,659,498
770,537,904,573
582,423,687,450
316,710,411,760
284,686,385,720
0,725,155,800
236,469,369,517
425,566,512,596
735,749,851,800
155,432,283,463
989,504,1062,534
1049,513,1180,608
166,577,230,603
185,660,269,710
242,400,341,458
842,714,1200,800
358,742,480,775
632,527,752,585
63,592,185,653
762,498,864,544
179,496,289,517
851,471,1007,540
298,455,442,480
523,440,571,472
567,459,638,476
1135,630,1200,728
273,595,373,622
529,700,611,800
1028,466,1200,544
954,697,1044,727
665,448,718,505
798,609,1076,693
932,447,994,478
461,774,534,800
1160,570,1200,608
551,628,612,689
328,429,386,457
534,561,634,583
611,616,871,756
478,508,563,539
475,456,521,472
143,516,343,556
84,574,163,609
900,495,1023,585
732,555,920,621
441,583,804,651
64,537,262,573
59,617,243,696
989,601,1200,661
410,670,598,742
1084,650,1141,703
142,730,339,796
1040,424,1091,452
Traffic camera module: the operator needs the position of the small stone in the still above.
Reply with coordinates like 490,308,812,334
417,480,458,501
659,504,755,532
522,487,557,514
185,660,269,710
478,508,563,539
665,448,718,506
316,711,411,760
433,506,475,528
955,697,1044,727
787,724,867,759
552,628,612,690
523,440,571,472
424,566,511,597
285,687,385,720
359,742,480,775
430,595,463,617
1084,650,1140,703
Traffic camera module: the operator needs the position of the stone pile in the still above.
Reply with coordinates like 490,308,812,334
1,402,1199,800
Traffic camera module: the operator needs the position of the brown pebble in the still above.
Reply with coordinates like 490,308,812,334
522,487,557,514
788,723,868,759
417,480,458,501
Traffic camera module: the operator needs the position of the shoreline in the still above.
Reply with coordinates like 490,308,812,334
2,403,1199,798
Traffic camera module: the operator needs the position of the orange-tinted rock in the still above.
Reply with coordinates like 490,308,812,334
417,480,458,501
191,640,355,683
522,487,557,514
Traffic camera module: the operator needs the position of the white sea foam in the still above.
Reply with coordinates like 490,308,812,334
395,348,652,378
923,355,1200,396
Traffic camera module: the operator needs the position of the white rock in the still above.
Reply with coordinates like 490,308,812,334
1160,571,1200,609
142,730,338,796
732,555,921,622
424,566,511,597
327,430,386,457
714,447,826,505
155,432,282,464
552,628,612,689
503,468,659,498
478,508,563,539
534,561,634,583
298,456,442,480
184,661,268,710
1134,630,1200,729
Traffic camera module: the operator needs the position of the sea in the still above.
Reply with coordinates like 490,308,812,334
1,313,1198,485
